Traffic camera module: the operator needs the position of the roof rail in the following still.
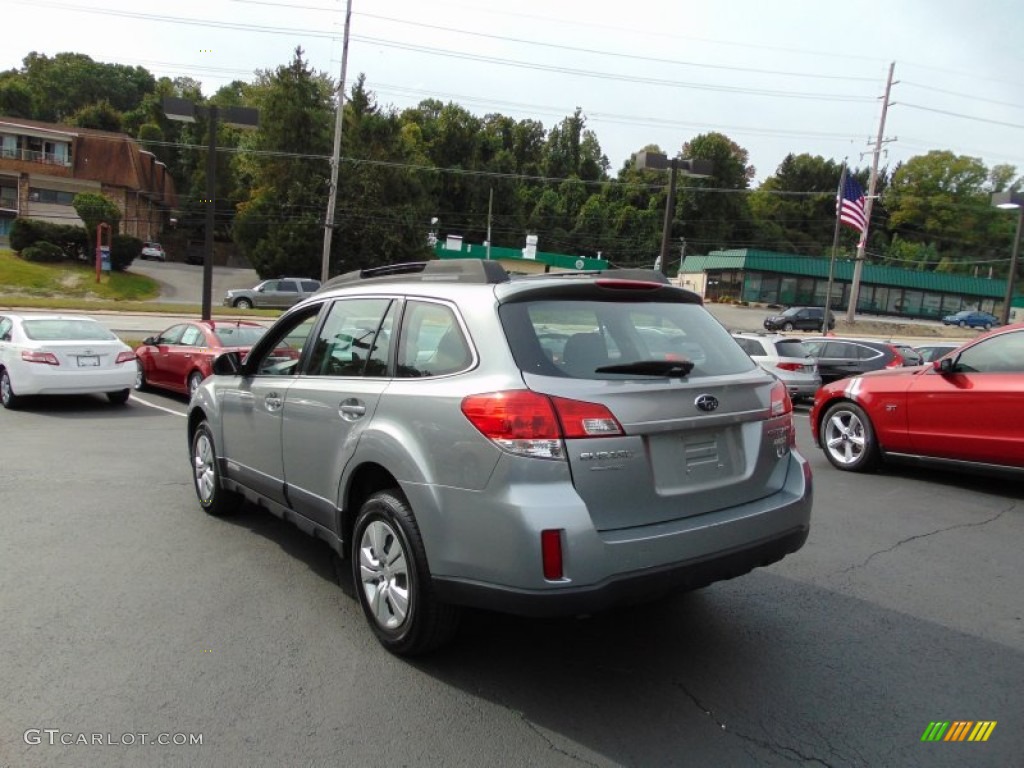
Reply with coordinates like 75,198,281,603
316,259,509,292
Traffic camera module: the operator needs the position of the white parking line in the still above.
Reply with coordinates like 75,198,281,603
129,394,187,418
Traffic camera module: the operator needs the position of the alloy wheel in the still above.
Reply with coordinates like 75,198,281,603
358,520,410,631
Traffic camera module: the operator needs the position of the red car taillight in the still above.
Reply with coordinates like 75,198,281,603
22,350,59,365
115,351,136,365
885,346,905,368
769,380,796,448
460,391,623,459
775,362,802,371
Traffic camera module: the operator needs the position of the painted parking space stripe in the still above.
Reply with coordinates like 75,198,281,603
129,394,187,418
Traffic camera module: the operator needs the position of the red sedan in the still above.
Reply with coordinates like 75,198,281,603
810,324,1024,475
134,320,267,397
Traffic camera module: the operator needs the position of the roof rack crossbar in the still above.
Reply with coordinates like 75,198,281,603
316,259,508,292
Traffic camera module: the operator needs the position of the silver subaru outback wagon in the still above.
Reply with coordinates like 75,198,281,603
188,260,812,655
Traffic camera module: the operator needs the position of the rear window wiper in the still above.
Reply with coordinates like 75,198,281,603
595,359,695,377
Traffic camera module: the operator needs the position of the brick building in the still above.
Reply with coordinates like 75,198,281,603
0,116,177,245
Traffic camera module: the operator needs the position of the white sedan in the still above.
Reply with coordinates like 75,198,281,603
0,314,137,409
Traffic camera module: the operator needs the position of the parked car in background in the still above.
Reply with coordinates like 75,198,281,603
140,241,166,261
811,324,1024,475
801,336,912,385
0,314,136,408
891,342,923,366
189,260,812,655
942,310,999,329
914,342,961,363
732,332,820,401
134,320,267,397
763,306,835,332
224,278,322,309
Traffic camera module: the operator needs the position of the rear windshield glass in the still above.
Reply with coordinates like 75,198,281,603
500,300,756,379
213,326,266,346
22,319,117,341
774,340,811,358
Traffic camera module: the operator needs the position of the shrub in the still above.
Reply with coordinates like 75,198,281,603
8,218,88,259
110,234,142,271
21,241,65,263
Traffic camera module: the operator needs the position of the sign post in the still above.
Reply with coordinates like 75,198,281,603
95,222,111,283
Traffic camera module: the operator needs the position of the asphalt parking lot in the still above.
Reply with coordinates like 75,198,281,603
2,387,1021,767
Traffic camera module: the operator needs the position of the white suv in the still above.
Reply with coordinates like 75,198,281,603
733,332,820,401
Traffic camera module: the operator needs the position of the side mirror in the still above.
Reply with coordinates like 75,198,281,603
212,351,244,375
936,358,955,374
0,332,10,342
143,336,156,345
257,285,266,292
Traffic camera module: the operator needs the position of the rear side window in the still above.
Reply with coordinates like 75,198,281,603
396,301,471,377
501,300,755,379
774,340,810,358
301,280,320,292
735,337,767,356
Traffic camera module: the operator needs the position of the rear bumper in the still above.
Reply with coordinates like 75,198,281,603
12,365,136,396
434,526,809,617
427,451,813,617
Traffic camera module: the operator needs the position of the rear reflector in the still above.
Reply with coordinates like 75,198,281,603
541,530,563,580
22,350,59,365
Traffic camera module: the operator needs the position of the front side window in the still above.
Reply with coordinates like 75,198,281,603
305,298,394,377
157,325,186,345
251,307,322,377
954,331,1024,373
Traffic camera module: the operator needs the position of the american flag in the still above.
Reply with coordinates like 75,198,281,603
838,174,867,234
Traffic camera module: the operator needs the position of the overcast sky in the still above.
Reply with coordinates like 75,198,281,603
6,0,1023,183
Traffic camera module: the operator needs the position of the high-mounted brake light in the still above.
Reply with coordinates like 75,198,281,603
22,350,59,365
594,279,662,290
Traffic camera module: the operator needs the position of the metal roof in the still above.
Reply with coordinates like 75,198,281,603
681,248,1008,298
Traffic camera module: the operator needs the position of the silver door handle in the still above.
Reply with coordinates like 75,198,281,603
340,403,366,419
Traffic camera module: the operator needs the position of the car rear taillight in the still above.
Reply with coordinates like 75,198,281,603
770,380,792,417
769,380,796,449
775,362,802,371
22,350,59,365
115,351,136,365
541,530,564,580
885,346,905,368
461,391,623,459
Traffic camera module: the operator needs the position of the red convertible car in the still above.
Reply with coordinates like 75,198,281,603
810,324,1024,475
134,320,266,396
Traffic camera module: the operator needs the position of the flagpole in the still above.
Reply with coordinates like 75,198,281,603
846,61,896,323
824,164,847,334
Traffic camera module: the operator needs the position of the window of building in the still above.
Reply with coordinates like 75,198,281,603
28,188,76,205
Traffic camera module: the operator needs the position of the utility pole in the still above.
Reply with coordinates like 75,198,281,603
320,0,354,283
847,61,896,323
486,187,493,260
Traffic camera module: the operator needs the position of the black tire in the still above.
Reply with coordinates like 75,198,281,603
191,421,242,516
187,371,204,397
0,369,20,410
819,401,880,473
134,360,147,391
107,389,130,405
234,298,253,310
783,322,794,332
352,490,460,656
983,323,992,331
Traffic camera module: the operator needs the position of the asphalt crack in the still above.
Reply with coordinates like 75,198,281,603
516,712,601,767
835,503,1015,576
671,681,838,766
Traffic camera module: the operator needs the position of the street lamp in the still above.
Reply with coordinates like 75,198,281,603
991,190,1023,326
634,151,713,274
163,98,259,320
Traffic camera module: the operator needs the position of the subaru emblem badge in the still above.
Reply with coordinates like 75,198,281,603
695,394,719,412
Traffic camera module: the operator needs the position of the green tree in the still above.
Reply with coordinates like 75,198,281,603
0,74,32,117
70,99,123,132
72,192,121,245
233,47,333,278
